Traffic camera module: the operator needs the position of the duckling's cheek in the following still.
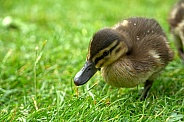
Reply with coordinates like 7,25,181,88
102,60,111,67
97,56,114,67
95,59,105,68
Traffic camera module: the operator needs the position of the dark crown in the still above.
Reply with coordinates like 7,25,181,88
89,28,121,59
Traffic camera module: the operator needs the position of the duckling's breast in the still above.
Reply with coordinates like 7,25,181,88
101,58,155,88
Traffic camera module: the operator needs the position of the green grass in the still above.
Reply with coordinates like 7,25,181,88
0,0,184,121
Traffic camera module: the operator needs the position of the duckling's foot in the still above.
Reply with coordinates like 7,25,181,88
139,80,153,101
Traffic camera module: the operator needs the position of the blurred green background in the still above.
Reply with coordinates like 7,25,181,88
0,0,183,121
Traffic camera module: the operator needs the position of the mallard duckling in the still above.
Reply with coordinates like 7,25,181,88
74,17,174,100
168,0,184,61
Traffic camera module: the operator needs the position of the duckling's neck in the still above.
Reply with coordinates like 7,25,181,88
116,30,133,55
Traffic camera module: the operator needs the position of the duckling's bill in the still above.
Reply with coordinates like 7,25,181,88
74,61,98,86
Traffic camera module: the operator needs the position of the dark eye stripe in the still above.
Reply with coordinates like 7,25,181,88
94,56,103,64
94,41,119,65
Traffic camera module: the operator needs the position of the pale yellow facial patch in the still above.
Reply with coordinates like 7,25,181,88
102,42,126,65
95,41,128,68
92,40,118,62
95,56,109,68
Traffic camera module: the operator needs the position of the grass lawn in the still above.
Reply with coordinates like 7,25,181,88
0,0,184,121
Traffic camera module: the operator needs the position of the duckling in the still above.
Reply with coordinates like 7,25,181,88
168,0,184,61
74,17,174,100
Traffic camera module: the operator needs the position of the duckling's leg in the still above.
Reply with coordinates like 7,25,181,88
140,80,153,100
174,35,184,62
178,48,184,62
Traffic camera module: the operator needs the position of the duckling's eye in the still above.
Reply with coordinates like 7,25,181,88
103,50,110,57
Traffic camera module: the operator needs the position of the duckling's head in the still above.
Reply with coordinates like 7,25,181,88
74,28,129,86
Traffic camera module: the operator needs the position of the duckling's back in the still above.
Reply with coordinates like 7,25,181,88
115,17,174,64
